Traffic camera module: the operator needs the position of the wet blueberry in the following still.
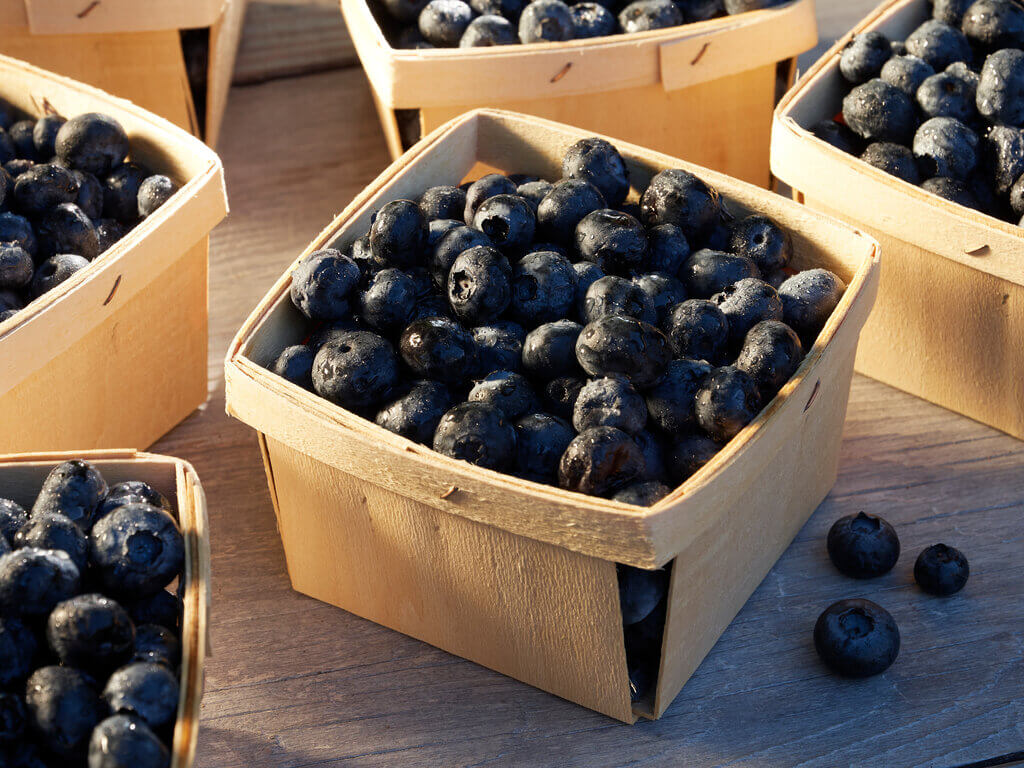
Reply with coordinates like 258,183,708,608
270,344,316,390
358,268,418,334
840,31,893,85
645,223,691,276
89,503,185,598
132,623,180,668
619,0,683,31
518,0,575,41
469,370,540,419
662,298,730,363
904,19,973,70
15,512,89,572
977,48,1024,126
32,115,65,159
103,662,178,729
778,269,846,346
290,249,361,322
537,179,606,243
541,375,585,419
925,175,983,208
88,714,170,768
984,125,1024,195
681,248,759,298
558,426,646,496
814,598,900,677
569,5,616,38
514,412,576,482
881,54,935,96
13,163,79,215
433,402,517,470
419,185,467,220
583,275,656,324
827,512,901,579
313,330,401,410
644,358,711,435
123,591,181,632
632,429,667,482
376,380,454,443
98,482,173,522
521,320,583,381
573,375,648,434
562,137,630,207
727,214,791,273
464,174,518,223
46,593,135,671
842,79,918,144
137,175,177,218
25,666,104,758
811,119,863,154
0,617,37,686
473,194,535,250
517,180,554,212
0,499,27,545
695,365,761,442
0,243,32,289
0,212,37,258
31,253,90,297
509,250,577,326
917,71,977,121
419,0,474,45
640,169,721,240
618,565,669,624
933,0,973,24
32,459,108,531
428,218,463,250
103,162,149,223
461,14,519,45
575,208,648,275
37,202,101,260
710,277,783,350
735,319,803,400
576,313,671,388
400,317,478,384
962,0,1024,52
913,117,979,179
632,272,687,326
914,543,970,595
665,431,720,482
860,141,922,184
370,199,428,268
56,113,129,177
613,481,671,506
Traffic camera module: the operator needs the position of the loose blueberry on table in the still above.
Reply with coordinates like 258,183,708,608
0,104,180,323
0,460,185,767
821,0,1024,226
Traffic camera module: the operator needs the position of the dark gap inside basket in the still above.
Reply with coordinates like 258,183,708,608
181,28,211,141
620,559,673,717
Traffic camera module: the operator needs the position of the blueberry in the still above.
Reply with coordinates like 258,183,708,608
510,250,577,326
72,170,105,220
613,481,671,506
860,141,922,184
913,116,979,179
677,0,722,21
103,662,179,729
32,115,65,159
881,54,936,96
103,162,149,223
575,209,648,275
46,593,135,670
632,429,667,481
914,543,970,595
55,113,128,177
840,31,893,84
375,380,453,443
471,322,523,373
291,250,361,324
517,180,554,211
433,402,517,470
0,165,10,208
0,692,25,744
518,0,575,41
644,358,711,434
640,169,721,240
522,319,583,380
8,120,36,160
431,225,492,288
89,504,184,599
842,79,918,144
925,175,983,208
977,48,1024,126
0,290,23,315
469,370,540,418
98,482,173,521
0,499,28,545
0,99,15,131
137,175,177,218
132,623,180,668
123,590,181,632
88,714,170,768
33,459,108,531
99,219,130,253
644,223,690,276
984,125,1024,195
558,426,646,496
625,600,664,702
510,412,574,483
778,269,846,346
562,137,630,208
619,0,683,31
428,218,463,249
618,565,669,624
695,365,761,442
711,277,783,349
472,195,534,251
680,248,759,297
726,215,790,273
25,666,104,757
0,617,37,686
314,330,401,409
573,375,647,434
358,268,418,334
632,272,687,327
723,0,783,10
581,275,655,325
665,431,720,482
370,199,428,268
469,0,527,19
537,179,606,243
962,0,1024,52
814,598,900,677
0,130,14,165
384,0,431,22
13,163,79,215
400,317,478,384
270,344,315,390
15,512,89,572
420,0,475,45
31,253,90,298
0,243,32,289
917,71,977,121
464,174,518,223
419,185,467,220
735,319,804,399
934,0,974,24
541,375,585,419
576,314,671,388
38,202,101,260
461,14,518,45
905,19,973,70
570,4,617,38
826,511,900,579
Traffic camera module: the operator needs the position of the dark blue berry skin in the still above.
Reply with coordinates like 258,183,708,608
464,174,518,223
632,272,687,327
914,543,970,595
640,169,721,240
977,48,1024,126
619,0,683,32
315,330,401,409
133,623,180,667
677,0,722,20
860,142,922,184
827,512,900,579
575,208,648,275
431,225,492,288
728,215,791,273
0,212,37,258
613,481,670,507
0,499,27,545
695,366,761,442
681,248,759,298
56,113,129,177
97,482,173,525
666,431,720,482
0,243,32,289
644,358,711,435
962,0,1024,52
473,194,536,250
469,370,541,419
15,512,89,572
814,598,900,677
711,277,783,350
542,375,585,419
473,323,524,373
925,175,982,209
89,714,170,768
137,175,177,218
646,223,691,276
632,429,667,481
271,344,315,390
510,250,577,326
419,185,467,220
905,19,973,70
46,593,135,671
735,319,803,400
72,170,104,220
384,0,430,22
984,125,1024,195
811,119,863,154
517,180,554,211
625,599,663,702
583,275,656,324
917,71,977,121
881,54,935,96
376,380,454,443
370,199,428,268
576,313,671,388
842,79,918,144
840,32,893,84
461,14,518,45
0,692,25,744
573,375,648,434
433,402,518,471
428,218,463,248
0,165,11,208
32,459,108,531
570,4,617,39
419,0,474,45
8,122,34,163
90,504,184,599
522,319,583,379
558,426,646,496
470,0,527,20
32,115,65,159
778,269,846,347
13,163,78,216
0,617,37,686
933,0,973,25
562,137,630,207
358,268,418,334
124,590,181,632
103,162,149,223
913,116,979,180
400,317,479,384
25,666,104,758
537,179,606,244
618,565,669,624
518,0,575,42
572,260,604,315
514,413,575,482
447,245,512,325
103,662,179,729
290,249,360,322
37,202,100,260
31,253,90,297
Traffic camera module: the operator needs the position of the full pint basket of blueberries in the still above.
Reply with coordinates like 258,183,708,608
0,452,209,768
772,0,1024,440
226,110,880,721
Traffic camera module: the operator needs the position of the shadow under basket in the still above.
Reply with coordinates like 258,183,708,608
771,0,1024,440
0,55,228,454
341,0,817,187
0,449,210,768
224,109,879,722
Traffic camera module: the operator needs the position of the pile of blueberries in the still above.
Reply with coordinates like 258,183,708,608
0,460,187,768
814,511,970,678
0,102,179,323
373,0,784,49
817,0,1024,226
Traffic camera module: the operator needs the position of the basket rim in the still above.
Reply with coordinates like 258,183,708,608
0,0,226,34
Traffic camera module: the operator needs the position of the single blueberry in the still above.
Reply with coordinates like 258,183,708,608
314,330,401,409
710,277,783,350
514,412,576,482
727,214,791,273
369,199,428,268
640,168,721,240
359,268,418,334
469,370,541,419
665,431,720,483
933,0,973,25
536,179,606,243
977,48,1024,126
778,268,846,346
384,0,431,22
103,662,179,729
56,113,129,176
573,375,648,434
0,243,32,289
662,298,729,362
0,499,28,546
431,225,492,288
814,598,900,677
419,185,467,220
461,14,519,45
904,19,973,70
32,459,108,531
575,208,648,275
15,512,89,572
137,174,177,218
0,212,38,257
400,317,479,384
522,319,583,379
562,137,630,207
103,162,149,223
46,593,136,670
558,426,646,496
613,481,671,507
517,180,554,212
962,0,1024,52
376,380,454,443
842,79,919,144
433,402,518,470
25,666,104,758
8,120,37,160
914,543,970,595
619,0,683,31
419,0,474,45
32,115,66,159
840,31,893,84
694,365,761,442
88,714,170,768
576,313,671,388
37,202,100,260
984,124,1024,195
917,71,977,121
13,163,79,215
860,141,922,184
680,248,760,297
271,344,316,390
618,565,669,624
90,503,184,598
926,175,984,209
510,250,577,326
132,623,181,667
646,223,691,276
72,170,104,220
290,248,361,322
913,116,979,179
519,0,575,41
644,358,711,435
570,4,617,38
583,275,656,324
464,174,518,223
827,511,901,579
735,319,804,400
632,272,687,327
881,54,936,96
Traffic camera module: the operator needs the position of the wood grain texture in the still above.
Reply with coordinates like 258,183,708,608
146,2,1024,766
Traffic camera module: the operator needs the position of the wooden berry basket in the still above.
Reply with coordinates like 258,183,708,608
0,449,210,768
224,109,879,722
0,55,228,455
0,0,248,146
341,0,818,187
771,0,1024,440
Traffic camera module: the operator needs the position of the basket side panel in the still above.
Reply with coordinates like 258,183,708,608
0,239,208,453
264,437,636,723
205,0,248,146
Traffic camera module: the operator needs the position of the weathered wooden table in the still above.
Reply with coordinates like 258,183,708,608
153,2,1024,765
